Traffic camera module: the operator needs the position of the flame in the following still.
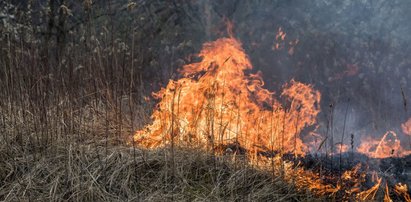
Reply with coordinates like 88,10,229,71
402,118,411,136
340,163,365,197
341,163,362,181
394,183,411,202
273,27,287,50
335,143,349,154
357,131,411,158
384,183,392,202
356,174,382,200
132,33,411,201
134,37,320,156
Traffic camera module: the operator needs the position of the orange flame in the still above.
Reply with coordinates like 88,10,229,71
357,131,411,158
384,183,392,202
402,117,411,136
356,174,382,200
133,32,410,201
335,143,349,154
394,183,411,202
134,36,320,156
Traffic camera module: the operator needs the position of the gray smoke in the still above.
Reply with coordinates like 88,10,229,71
172,0,411,148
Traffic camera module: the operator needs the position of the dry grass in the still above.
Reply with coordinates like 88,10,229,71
0,2,322,200
0,100,321,202
0,146,307,201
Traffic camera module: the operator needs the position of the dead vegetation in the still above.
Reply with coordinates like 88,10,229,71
0,1,314,200
3,1,411,201
0,108,315,201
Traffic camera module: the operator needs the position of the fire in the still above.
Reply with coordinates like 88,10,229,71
335,143,349,154
134,36,320,156
357,131,411,158
394,183,411,202
402,117,411,136
133,32,410,200
273,27,286,50
384,183,392,202
356,174,382,200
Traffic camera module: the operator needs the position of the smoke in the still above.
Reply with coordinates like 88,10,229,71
171,0,411,146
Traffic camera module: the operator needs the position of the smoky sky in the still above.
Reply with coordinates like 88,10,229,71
166,0,411,146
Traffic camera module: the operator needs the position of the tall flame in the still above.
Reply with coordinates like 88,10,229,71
134,37,320,156
132,34,411,200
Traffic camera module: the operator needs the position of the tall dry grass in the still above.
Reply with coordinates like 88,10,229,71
0,2,324,201
0,132,313,201
0,91,312,201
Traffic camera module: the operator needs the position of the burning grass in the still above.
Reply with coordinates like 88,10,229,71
133,35,411,201
1,86,408,200
1,3,410,199
0,125,315,201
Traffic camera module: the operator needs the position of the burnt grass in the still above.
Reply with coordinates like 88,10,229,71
285,151,411,201
222,142,411,201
